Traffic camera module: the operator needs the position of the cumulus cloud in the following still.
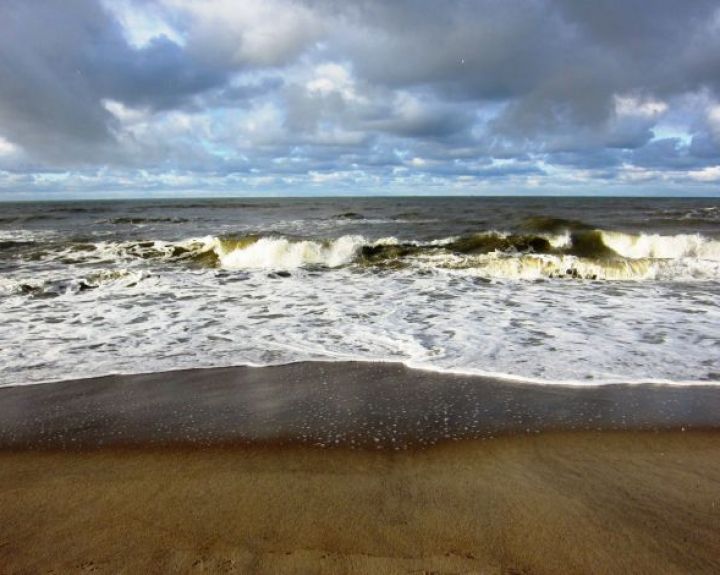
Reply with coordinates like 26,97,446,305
1,0,720,195
0,136,19,157
689,165,720,182
164,0,324,67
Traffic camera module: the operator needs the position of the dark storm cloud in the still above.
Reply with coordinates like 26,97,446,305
325,0,720,151
331,0,572,100
367,104,473,140
0,0,226,163
330,0,718,112
0,0,719,193
91,36,226,110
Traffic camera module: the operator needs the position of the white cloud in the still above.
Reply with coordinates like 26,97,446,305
308,126,366,146
102,100,222,165
102,0,184,48
707,104,720,138
309,171,341,183
688,165,720,182
165,0,323,67
0,135,19,156
103,99,149,125
236,102,285,143
614,95,668,119
394,92,428,122
618,164,664,183
306,63,361,102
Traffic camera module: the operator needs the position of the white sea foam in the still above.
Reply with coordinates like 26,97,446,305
211,235,364,269
2,227,719,387
547,232,572,249
1,264,718,387
601,231,720,261
410,252,720,281
0,229,58,242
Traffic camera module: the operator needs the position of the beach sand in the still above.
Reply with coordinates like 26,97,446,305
1,362,720,574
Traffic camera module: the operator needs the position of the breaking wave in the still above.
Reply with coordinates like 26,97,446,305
210,235,362,269
10,228,720,281
601,231,720,260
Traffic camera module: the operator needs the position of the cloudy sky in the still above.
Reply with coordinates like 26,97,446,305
1,0,720,198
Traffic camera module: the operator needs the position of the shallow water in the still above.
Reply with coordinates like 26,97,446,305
1,197,719,385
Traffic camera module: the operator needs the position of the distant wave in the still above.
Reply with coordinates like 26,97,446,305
104,217,190,225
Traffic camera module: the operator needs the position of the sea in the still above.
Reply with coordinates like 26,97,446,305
1,196,719,387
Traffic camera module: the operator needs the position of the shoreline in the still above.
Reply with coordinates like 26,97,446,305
3,361,720,451
5,357,719,391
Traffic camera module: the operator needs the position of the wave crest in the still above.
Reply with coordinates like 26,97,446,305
600,231,720,261
13,229,720,281
207,235,363,269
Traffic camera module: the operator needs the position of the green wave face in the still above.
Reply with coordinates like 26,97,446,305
357,230,619,265
563,231,618,259
521,216,593,233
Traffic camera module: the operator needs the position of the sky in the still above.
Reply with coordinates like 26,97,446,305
1,0,720,198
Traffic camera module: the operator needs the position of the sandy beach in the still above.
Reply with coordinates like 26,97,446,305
1,362,720,573
3,0,720,571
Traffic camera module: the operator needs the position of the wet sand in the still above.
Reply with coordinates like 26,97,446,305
1,362,720,573
3,362,720,450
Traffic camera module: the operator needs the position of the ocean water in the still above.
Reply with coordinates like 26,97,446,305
1,196,719,386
